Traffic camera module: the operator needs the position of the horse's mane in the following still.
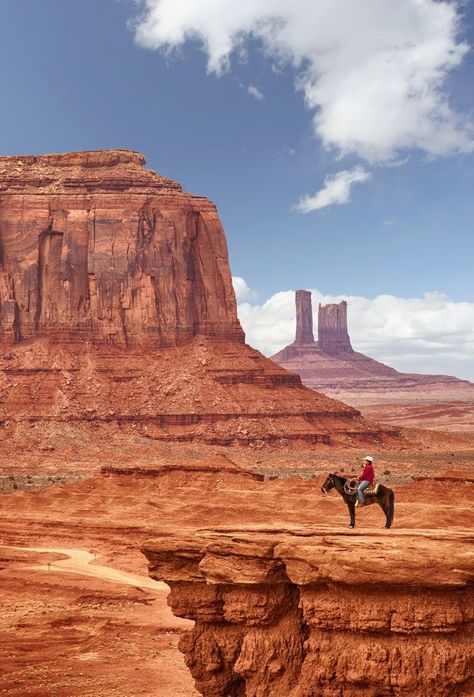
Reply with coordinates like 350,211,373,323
330,473,348,483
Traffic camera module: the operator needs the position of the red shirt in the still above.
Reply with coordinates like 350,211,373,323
359,463,374,484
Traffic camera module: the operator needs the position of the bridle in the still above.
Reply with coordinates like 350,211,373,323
321,474,334,495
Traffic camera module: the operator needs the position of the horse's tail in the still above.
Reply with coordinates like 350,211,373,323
389,489,395,525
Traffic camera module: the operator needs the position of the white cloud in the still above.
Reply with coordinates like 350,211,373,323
247,84,265,101
295,166,371,212
236,285,474,381
133,0,473,164
232,276,258,302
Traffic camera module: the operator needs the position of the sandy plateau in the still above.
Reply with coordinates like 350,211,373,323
1,447,474,696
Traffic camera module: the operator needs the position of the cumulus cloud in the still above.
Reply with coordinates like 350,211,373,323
232,276,258,302
295,166,371,212
247,84,265,101
236,286,474,381
133,0,473,164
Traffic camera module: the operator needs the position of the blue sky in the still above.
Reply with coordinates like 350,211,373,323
1,0,473,376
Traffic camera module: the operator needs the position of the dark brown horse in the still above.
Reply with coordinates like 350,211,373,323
321,473,394,529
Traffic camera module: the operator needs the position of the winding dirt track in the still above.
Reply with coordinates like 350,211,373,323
0,544,167,591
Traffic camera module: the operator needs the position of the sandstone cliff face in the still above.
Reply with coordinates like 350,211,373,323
0,150,243,346
143,526,474,697
272,292,474,426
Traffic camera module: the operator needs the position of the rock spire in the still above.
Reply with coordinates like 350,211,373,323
272,291,474,422
295,289,314,344
318,300,353,354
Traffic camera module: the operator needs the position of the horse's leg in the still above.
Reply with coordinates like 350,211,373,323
388,491,395,528
375,497,389,528
378,494,392,528
347,501,355,528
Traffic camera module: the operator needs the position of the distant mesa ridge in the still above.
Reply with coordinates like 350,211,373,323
272,290,474,411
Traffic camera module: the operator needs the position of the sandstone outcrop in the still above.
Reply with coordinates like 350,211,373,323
0,152,397,450
143,525,474,697
272,291,474,430
1,447,474,695
101,454,265,482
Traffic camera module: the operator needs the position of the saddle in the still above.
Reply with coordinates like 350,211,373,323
343,479,381,496
363,483,381,496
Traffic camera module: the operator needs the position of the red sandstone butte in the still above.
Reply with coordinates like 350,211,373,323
0,150,243,346
0,151,395,452
272,291,474,430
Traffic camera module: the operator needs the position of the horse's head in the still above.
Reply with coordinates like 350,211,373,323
321,473,335,494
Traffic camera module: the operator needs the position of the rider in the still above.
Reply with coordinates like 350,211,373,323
356,456,374,506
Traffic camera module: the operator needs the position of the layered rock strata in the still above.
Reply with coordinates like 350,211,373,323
272,292,474,425
0,333,395,448
0,152,396,448
143,525,474,697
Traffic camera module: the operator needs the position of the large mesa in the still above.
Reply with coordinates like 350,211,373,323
0,151,396,452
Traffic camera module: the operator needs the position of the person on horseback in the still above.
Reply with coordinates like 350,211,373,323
356,456,374,506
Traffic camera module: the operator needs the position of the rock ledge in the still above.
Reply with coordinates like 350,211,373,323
143,525,474,697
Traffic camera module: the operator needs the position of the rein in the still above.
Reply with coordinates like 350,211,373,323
322,474,357,498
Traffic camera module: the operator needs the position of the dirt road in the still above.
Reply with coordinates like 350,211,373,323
0,544,167,590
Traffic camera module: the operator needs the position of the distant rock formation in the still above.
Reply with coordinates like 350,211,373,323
0,153,397,450
318,300,353,353
295,290,314,343
143,525,474,697
272,291,474,428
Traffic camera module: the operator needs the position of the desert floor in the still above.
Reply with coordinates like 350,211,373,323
0,439,473,696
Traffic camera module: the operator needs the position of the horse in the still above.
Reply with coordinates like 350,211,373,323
321,473,395,529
